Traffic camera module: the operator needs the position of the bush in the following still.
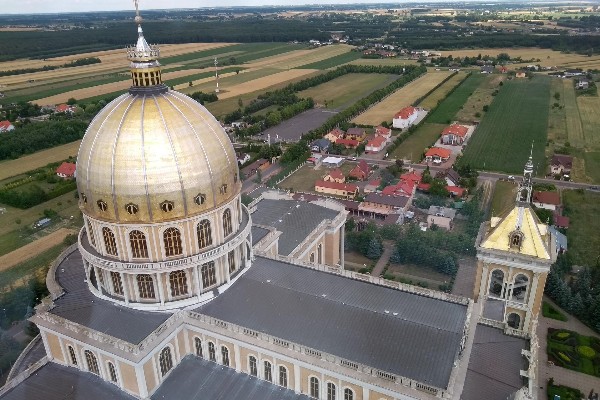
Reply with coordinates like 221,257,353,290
543,301,568,321
577,345,596,358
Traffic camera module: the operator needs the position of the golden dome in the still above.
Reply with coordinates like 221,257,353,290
76,90,240,223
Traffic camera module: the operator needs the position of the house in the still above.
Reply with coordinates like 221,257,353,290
242,158,270,178
480,65,494,74
374,125,392,139
314,180,358,199
549,226,568,255
0,120,15,132
311,138,331,153
323,168,345,183
515,71,527,79
358,193,410,216
56,162,76,178
439,168,461,186
441,124,469,146
348,160,370,181
427,206,457,230
446,186,466,197
236,153,251,165
324,128,344,143
424,147,451,164
381,180,415,198
399,171,421,186
532,191,560,211
549,154,572,177
564,69,584,77
321,156,344,168
365,135,388,153
392,106,418,129
345,127,366,141
577,78,590,90
336,138,360,149
364,179,381,193
553,214,570,229
55,104,75,114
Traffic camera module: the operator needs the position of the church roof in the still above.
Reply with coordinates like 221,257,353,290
196,256,468,389
480,206,551,260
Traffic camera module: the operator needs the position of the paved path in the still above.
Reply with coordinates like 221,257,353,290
452,257,477,298
371,241,394,277
537,296,600,399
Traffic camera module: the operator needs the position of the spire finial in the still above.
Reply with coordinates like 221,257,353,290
134,0,141,23
530,141,534,159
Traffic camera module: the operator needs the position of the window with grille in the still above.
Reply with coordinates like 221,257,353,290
159,347,173,376
344,388,354,400
129,230,148,258
97,200,107,212
85,350,99,375
137,274,155,299
108,362,118,383
197,220,212,249
318,244,322,264
249,356,257,376
201,261,216,288
208,342,216,362
310,253,315,263
220,184,228,195
310,377,320,399
228,250,236,273
163,227,182,257
221,346,229,366
194,193,206,206
223,208,232,236
169,270,188,297
68,346,77,365
111,272,123,295
327,382,336,400
279,366,288,387
160,200,174,212
264,361,272,382
102,227,118,256
125,203,139,215
194,337,203,358
87,221,95,246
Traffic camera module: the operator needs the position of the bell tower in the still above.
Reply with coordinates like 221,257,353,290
473,153,556,335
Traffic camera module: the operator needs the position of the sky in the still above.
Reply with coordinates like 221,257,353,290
4,0,427,14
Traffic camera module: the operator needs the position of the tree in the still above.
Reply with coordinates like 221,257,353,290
238,98,243,108
345,218,356,232
366,237,382,260
254,169,262,184
554,92,560,100
66,97,77,105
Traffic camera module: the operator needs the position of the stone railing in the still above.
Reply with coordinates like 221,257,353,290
186,311,446,397
479,317,505,330
505,327,529,339
46,243,78,300
0,356,48,396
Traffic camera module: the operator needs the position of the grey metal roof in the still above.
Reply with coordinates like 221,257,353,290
461,324,527,400
151,355,309,400
482,298,505,321
364,193,409,208
49,251,171,344
251,226,270,245
251,199,339,256
0,363,135,400
7,338,45,380
196,256,468,388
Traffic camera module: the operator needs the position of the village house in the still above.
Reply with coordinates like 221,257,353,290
447,186,467,197
363,178,381,193
374,125,392,139
549,154,572,178
321,156,344,168
311,138,331,153
392,106,418,129
242,158,270,178
480,65,494,74
577,78,590,90
381,180,415,198
0,120,15,132
399,171,422,186
554,214,570,230
56,162,76,179
439,168,461,187
365,135,388,153
236,153,251,165
532,191,561,211
424,147,451,164
336,138,360,149
314,180,358,199
345,127,367,141
358,193,410,216
324,128,344,143
441,124,469,146
55,104,75,114
427,206,457,230
348,160,370,181
323,168,345,183
515,71,527,78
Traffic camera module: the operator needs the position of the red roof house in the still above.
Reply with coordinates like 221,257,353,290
417,183,431,192
325,128,345,143
323,168,345,183
336,138,360,149
554,214,570,229
55,104,75,114
315,180,358,199
56,162,76,178
365,135,388,153
446,186,466,197
399,171,422,186
424,147,452,164
381,181,415,197
375,126,392,138
0,120,15,132
532,191,560,210
441,124,469,146
348,160,370,181
392,106,418,129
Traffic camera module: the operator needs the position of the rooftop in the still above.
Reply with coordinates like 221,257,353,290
425,147,451,159
315,180,358,192
251,226,271,245
441,124,468,137
195,256,468,388
394,106,416,119
532,191,560,206
364,193,410,208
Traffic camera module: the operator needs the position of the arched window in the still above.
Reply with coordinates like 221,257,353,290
87,221,95,246
327,382,336,400
507,313,521,329
279,366,288,388
264,361,272,382
228,250,236,273
317,244,322,264
137,274,155,299
159,347,173,376
102,227,118,256
221,346,230,366
169,270,188,297
223,209,232,237
511,274,529,303
111,272,123,296
125,203,139,215
84,350,99,375
489,269,504,298
163,228,182,257
343,388,354,400
197,220,212,249
129,230,148,258
68,346,77,365
310,253,315,263
201,261,216,288
108,362,118,383
249,356,257,376
208,342,216,362
310,377,320,399
194,337,203,358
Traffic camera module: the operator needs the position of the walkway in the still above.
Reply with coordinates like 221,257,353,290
452,257,477,298
371,241,394,277
537,296,600,398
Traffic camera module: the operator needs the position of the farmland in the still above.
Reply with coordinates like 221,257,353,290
563,190,600,266
295,51,362,70
419,72,467,110
0,141,81,181
460,76,551,174
490,180,517,216
426,74,486,124
351,71,452,126
390,123,446,162
454,74,506,123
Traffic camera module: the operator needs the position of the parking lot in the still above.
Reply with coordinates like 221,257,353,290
261,108,339,143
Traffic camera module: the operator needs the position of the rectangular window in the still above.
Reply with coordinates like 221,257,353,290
228,250,236,273
201,262,216,288
111,272,124,296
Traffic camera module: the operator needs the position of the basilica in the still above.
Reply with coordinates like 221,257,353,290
0,7,556,400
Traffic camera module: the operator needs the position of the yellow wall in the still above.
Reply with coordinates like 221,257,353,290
45,332,64,363
119,362,139,395
143,359,157,394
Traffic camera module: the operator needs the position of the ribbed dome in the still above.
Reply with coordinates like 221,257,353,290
76,90,240,223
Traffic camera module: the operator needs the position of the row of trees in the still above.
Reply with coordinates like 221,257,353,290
0,179,77,209
0,57,101,77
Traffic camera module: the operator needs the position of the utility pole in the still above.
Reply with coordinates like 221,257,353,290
214,57,219,93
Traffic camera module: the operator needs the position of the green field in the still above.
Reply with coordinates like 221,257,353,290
297,73,398,109
490,180,517,216
277,163,355,193
390,123,446,162
460,76,551,174
419,72,467,109
295,51,362,70
563,189,600,266
426,74,486,124
0,243,67,290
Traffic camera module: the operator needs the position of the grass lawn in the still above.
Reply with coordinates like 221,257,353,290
419,72,468,109
425,73,486,124
460,75,551,174
546,328,600,377
0,243,68,290
562,189,600,266
297,73,397,110
583,152,600,182
490,180,517,216
543,301,568,321
547,382,582,400
455,74,505,123
546,78,568,146
388,262,450,288
390,123,446,162
277,163,355,193
344,251,374,271
294,51,361,70
576,95,600,151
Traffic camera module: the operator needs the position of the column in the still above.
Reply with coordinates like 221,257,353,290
340,227,345,269
294,364,301,393
524,272,540,332
234,343,241,372
478,263,489,301
156,272,165,305
121,272,130,305
194,265,202,300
